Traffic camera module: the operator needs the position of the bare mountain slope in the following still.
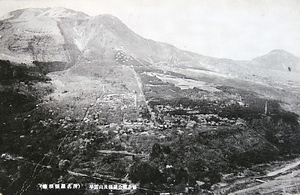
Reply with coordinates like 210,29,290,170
0,7,299,122
1,7,299,121
0,8,90,63
1,8,299,87
0,8,203,66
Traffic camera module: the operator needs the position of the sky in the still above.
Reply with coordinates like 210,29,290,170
0,0,300,60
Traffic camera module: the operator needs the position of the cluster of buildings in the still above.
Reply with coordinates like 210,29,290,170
151,103,242,129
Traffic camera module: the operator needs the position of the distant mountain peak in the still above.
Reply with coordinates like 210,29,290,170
251,49,300,72
40,7,90,19
92,14,128,28
268,49,294,56
265,49,298,59
254,49,297,59
270,49,286,53
1,7,90,21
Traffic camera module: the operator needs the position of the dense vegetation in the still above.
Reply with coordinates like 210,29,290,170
32,61,72,74
0,61,299,194
134,70,300,192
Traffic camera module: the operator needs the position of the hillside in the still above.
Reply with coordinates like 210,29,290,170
0,7,300,195
0,7,202,65
251,49,300,72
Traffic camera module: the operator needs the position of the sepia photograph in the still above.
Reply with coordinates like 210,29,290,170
0,0,300,194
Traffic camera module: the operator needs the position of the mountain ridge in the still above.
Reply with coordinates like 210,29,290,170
1,7,205,65
1,7,90,21
1,7,299,70
0,7,299,98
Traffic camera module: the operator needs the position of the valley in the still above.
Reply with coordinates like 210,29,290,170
1,58,300,194
0,7,300,195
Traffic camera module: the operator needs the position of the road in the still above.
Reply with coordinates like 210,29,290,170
229,158,300,195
